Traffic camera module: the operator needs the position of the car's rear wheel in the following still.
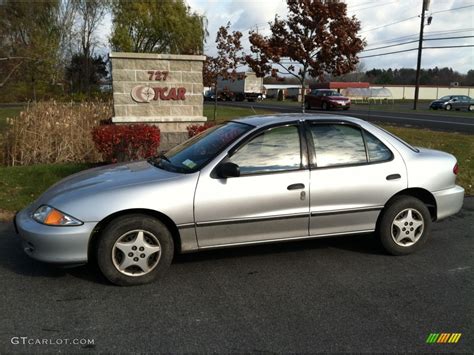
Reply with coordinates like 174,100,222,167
377,196,431,255
445,104,452,111
305,100,311,110
97,214,174,286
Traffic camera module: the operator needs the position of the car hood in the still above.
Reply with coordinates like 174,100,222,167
431,99,448,104
36,160,180,206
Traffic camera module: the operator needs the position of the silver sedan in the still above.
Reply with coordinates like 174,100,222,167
15,115,464,285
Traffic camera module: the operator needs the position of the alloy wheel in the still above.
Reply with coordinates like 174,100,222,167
390,208,424,247
112,229,162,277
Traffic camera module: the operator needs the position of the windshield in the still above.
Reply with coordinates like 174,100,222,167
148,121,253,173
440,96,453,100
329,92,342,96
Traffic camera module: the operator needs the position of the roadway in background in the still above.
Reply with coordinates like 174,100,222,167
214,101,474,134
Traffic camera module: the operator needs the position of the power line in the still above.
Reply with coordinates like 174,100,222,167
431,4,474,15
359,5,474,34
359,44,474,59
348,1,399,13
362,35,474,52
360,16,418,33
366,28,474,47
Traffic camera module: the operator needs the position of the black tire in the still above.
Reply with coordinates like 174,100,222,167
343,107,350,110
468,104,474,112
377,196,432,256
445,104,452,111
96,214,174,286
305,101,311,110
322,102,328,110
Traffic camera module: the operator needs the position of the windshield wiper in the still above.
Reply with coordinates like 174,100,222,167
158,152,171,163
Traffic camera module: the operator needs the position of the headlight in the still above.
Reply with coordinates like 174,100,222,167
32,205,83,226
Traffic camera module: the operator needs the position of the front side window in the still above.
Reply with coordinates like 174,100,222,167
228,125,301,175
310,124,367,167
150,122,252,173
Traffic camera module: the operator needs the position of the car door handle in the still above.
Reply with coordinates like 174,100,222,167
287,183,305,190
386,174,401,180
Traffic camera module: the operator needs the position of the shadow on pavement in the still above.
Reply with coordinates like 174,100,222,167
1,218,386,284
175,232,386,264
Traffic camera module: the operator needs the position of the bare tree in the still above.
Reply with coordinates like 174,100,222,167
204,23,244,120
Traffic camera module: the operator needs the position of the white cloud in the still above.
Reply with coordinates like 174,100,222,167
98,0,474,73
100,0,474,73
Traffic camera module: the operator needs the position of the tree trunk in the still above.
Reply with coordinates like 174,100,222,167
213,82,217,121
301,80,306,114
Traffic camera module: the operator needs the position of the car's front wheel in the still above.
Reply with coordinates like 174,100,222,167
305,100,311,110
468,104,474,111
377,196,432,255
97,214,174,286
322,102,328,110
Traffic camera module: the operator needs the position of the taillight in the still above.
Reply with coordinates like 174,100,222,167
453,163,459,175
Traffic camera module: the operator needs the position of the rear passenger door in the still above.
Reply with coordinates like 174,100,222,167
307,122,407,236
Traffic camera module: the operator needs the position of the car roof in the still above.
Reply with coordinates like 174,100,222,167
231,113,366,128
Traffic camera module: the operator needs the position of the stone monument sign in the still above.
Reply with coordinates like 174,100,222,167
109,52,207,150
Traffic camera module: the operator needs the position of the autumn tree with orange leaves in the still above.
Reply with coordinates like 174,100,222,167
246,0,365,112
203,23,244,120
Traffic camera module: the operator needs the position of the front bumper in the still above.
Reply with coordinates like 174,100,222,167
430,102,446,109
328,101,350,109
433,185,464,220
14,207,96,264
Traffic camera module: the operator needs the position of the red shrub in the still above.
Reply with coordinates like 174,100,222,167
186,122,215,138
92,124,161,163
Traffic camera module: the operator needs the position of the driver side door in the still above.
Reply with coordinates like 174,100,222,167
194,123,310,247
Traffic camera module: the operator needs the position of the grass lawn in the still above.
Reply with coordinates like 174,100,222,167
0,105,472,219
381,125,473,195
0,163,92,216
0,106,24,133
204,104,273,122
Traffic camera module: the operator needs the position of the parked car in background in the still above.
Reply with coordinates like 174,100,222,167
203,91,216,102
429,95,474,111
305,89,351,110
15,114,464,286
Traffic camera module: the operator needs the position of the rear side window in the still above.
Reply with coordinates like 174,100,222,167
310,124,367,167
363,130,393,162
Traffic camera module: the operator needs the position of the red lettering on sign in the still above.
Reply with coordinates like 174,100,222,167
177,87,186,100
151,87,186,101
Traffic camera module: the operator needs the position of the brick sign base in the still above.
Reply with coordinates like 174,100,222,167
110,52,207,150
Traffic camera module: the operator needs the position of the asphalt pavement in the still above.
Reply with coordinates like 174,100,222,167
215,101,474,134
0,198,473,353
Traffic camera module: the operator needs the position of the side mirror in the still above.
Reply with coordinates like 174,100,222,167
216,162,240,178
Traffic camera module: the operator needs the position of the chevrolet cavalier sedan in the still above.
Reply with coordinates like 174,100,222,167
15,114,464,286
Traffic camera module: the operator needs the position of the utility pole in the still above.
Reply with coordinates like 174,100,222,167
413,0,430,110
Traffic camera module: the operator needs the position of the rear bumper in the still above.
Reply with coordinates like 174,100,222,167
433,185,464,220
14,208,96,264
